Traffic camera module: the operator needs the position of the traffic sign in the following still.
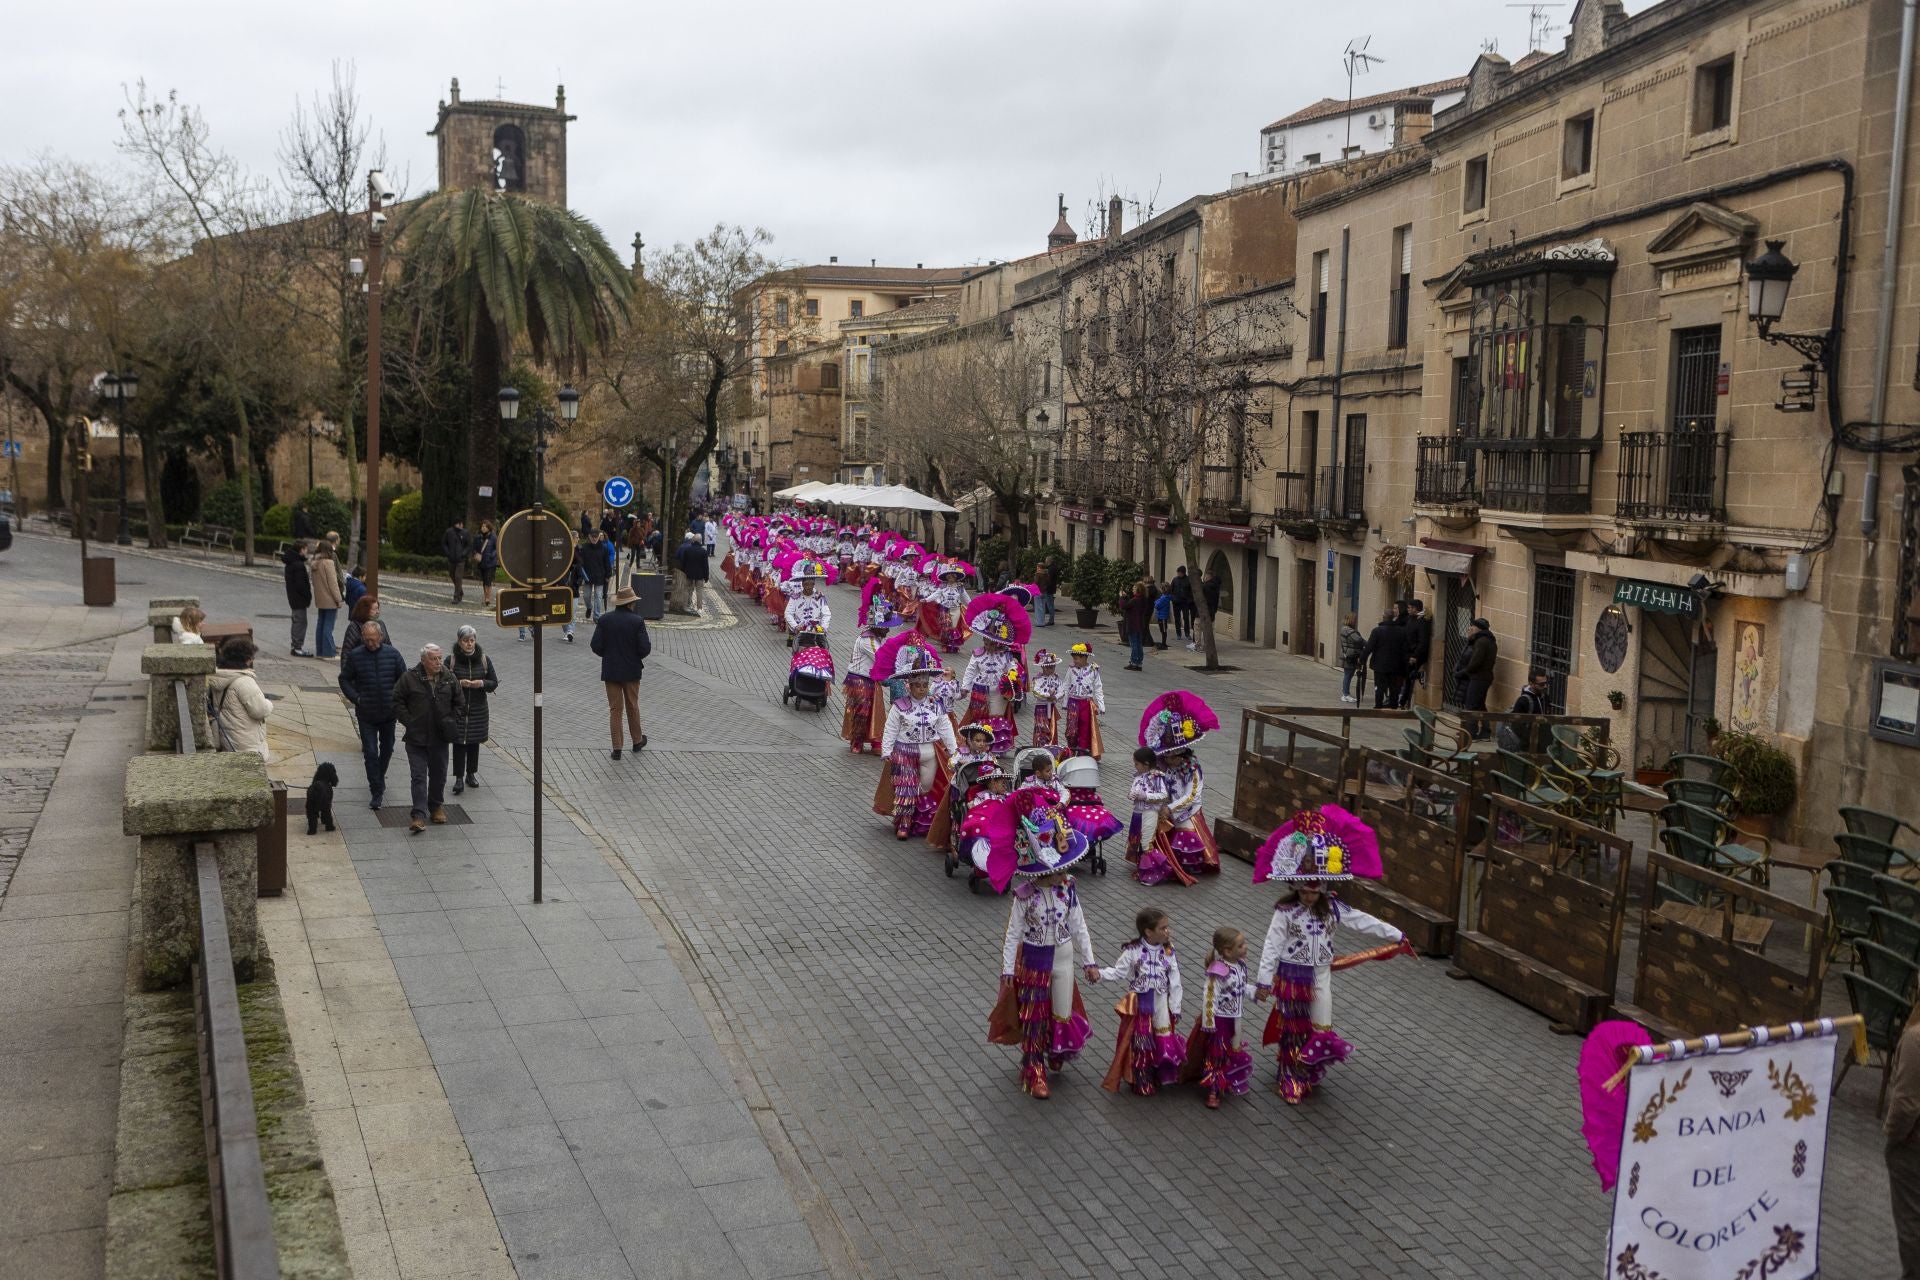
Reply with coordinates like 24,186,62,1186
1,440,20,459
498,509,573,587
495,586,575,629
603,475,635,508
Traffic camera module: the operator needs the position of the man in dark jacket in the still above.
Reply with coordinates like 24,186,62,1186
1455,618,1498,739
1122,585,1154,670
283,541,314,657
338,620,407,809
1171,565,1195,646
1034,562,1056,627
591,584,653,760
291,502,316,540
391,643,459,833
1361,611,1411,709
1200,569,1222,624
442,519,470,603
582,530,614,618
1400,599,1434,709
676,533,710,611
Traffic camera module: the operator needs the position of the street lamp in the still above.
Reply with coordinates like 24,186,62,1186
98,369,138,545
1744,239,1833,365
363,168,396,592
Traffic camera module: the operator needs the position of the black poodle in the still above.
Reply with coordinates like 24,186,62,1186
306,762,338,834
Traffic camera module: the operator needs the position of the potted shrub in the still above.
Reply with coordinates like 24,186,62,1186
1068,552,1109,628
1715,729,1798,838
1606,689,1626,711
1634,749,1674,789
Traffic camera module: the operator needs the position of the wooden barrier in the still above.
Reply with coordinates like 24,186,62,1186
1612,851,1827,1041
1340,749,1480,956
1216,710,1361,862
1453,793,1633,1034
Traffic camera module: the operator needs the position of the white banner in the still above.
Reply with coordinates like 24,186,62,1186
1605,1031,1835,1280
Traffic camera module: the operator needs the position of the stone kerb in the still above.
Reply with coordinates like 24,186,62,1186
124,752,271,989
141,643,215,752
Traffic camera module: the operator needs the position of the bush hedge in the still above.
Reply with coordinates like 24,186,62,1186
297,487,352,539
386,492,422,554
261,504,293,539
201,478,262,530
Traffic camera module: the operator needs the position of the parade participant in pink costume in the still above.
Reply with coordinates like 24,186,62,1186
1124,746,1188,885
915,557,973,653
783,560,832,635
1098,907,1186,1096
956,594,1030,755
1028,650,1064,748
842,578,903,754
1181,926,1253,1108
1251,806,1412,1104
1019,747,1121,849
871,635,957,839
977,788,1100,1100
1062,643,1105,759
1133,691,1222,884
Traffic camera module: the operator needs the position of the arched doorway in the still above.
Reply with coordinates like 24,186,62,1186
1206,549,1234,615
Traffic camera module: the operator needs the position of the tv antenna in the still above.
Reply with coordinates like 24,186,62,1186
1343,37,1387,153
1505,3,1565,53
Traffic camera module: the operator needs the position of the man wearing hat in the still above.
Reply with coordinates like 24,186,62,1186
590,583,653,760
1454,617,1498,740
676,531,711,613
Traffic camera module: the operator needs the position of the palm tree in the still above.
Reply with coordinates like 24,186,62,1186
398,188,631,527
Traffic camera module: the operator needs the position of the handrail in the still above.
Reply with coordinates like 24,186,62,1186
175,679,196,756
194,843,279,1278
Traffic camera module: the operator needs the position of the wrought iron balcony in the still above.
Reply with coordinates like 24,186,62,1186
1415,436,1478,506
1476,437,1597,516
1616,429,1728,524
1316,464,1365,524
1196,466,1250,522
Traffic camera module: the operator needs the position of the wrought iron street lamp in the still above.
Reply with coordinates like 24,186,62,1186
1744,239,1833,365
363,168,397,591
99,369,138,544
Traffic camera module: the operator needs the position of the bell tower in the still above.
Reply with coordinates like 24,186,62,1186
430,78,575,206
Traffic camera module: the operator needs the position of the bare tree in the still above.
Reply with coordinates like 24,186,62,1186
1052,202,1287,668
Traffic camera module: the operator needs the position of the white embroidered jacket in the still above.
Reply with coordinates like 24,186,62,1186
1129,770,1171,816
1000,880,1097,976
1254,901,1403,986
1100,941,1183,1020
923,583,970,614
1031,673,1065,708
785,595,831,634
848,634,879,679
1064,663,1105,713
961,647,1018,694
881,697,958,757
928,675,960,713
1163,759,1204,824
1200,960,1249,1027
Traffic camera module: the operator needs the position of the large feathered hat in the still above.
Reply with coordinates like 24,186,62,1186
1001,582,1038,608
963,788,1090,894
859,577,904,630
964,592,1032,648
789,557,829,582
1140,690,1221,755
1252,805,1383,885
872,633,944,681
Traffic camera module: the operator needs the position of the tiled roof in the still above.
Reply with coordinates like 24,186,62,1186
796,264,972,287
1262,73,1469,132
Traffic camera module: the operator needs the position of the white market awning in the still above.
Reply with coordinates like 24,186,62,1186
774,481,833,499
790,483,959,514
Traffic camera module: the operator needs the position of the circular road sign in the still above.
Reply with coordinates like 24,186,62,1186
498,509,574,587
603,475,635,508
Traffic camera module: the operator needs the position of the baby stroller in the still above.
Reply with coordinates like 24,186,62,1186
784,629,835,711
942,757,1002,893
1056,755,1111,877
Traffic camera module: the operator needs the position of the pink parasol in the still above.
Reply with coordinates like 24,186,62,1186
1578,1020,1654,1191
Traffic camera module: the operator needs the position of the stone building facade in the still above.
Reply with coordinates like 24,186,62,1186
430,79,573,207
765,341,844,493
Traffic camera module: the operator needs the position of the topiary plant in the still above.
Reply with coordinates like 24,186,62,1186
261,504,293,539
1068,552,1109,610
1715,730,1798,817
297,487,352,539
201,477,261,529
385,491,422,554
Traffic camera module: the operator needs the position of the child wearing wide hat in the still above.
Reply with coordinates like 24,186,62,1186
1132,691,1223,884
1029,650,1064,749
1062,643,1105,760
956,593,1030,755
1251,807,1413,1103
842,578,903,755
871,635,958,840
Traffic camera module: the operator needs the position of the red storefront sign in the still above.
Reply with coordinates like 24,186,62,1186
1131,512,1173,531
1191,520,1260,545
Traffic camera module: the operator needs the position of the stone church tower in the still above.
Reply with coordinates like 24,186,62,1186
430,78,574,206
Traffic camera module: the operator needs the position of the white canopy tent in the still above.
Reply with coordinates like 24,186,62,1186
788,483,957,514
773,480,833,499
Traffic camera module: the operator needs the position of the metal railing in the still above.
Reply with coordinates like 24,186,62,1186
1271,471,1315,525
1476,438,1598,515
1197,466,1250,520
1616,429,1728,523
173,681,280,1279
1415,436,1478,505
1316,464,1366,523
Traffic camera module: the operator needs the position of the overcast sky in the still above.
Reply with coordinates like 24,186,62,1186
2,0,1605,269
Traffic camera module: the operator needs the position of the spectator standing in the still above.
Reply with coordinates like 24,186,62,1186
1200,569,1222,641
583,530,614,617
591,583,653,759
283,540,314,657
1171,565,1196,644
442,518,471,603
1885,1004,1920,1279
473,520,499,607
291,502,316,541
1034,562,1057,627
703,514,718,558
1337,611,1367,703
1361,610,1410,710
1402,599,1433,709
1455,617,1498,739
1152,583,1172,650
343,564,367,614
210,638,272,759
1510,667,1552,716
1122,583,1154,671
449,625,498,794
309,541,345,658
392,643,458,834
338,620,406,809
677,532,710,611
324,531,348,596
344,596,387,654
578,508,595,540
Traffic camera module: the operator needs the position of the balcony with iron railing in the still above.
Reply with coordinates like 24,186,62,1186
1616,428,1729,526
1316,464,1365,526
1475,437,1598,516
1271,471,1318,538
1195,465,1251,523
1415,436,1478,507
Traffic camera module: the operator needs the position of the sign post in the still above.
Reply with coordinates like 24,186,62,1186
497,505,573,903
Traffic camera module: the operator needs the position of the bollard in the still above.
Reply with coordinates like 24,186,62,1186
257,780,287,898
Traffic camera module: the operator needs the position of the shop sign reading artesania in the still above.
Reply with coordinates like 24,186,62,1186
1613,578,1700,617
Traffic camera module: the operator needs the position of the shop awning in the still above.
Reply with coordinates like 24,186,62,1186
774,481,833,499
789,483,959,514
1407,545,1478,574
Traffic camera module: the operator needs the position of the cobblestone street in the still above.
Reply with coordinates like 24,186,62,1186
0,529,1901,1279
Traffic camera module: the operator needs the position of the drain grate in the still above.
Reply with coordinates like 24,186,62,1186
374,804,472,828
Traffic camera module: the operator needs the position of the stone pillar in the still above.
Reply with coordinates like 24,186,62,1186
141,644,215,753
124,753,271,989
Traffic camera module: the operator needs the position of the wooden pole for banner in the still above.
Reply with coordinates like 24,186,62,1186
1604,1014,1867,1092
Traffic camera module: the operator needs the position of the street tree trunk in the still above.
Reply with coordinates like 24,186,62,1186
231,388,258,566
139,426,168,548
6,370,69,510
1165,472,1219,670
467,325,503,530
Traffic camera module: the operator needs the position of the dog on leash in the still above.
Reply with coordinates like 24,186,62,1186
306,762,339,834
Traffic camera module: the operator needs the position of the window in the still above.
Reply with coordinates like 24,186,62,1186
1342,146,1362,159
1529,562,1576,713
774,298,789,326
1451,356,1476,435
849,299,864,318
820,362,839,390
1042,360,1052,396
804,298,819,318
1300,152,1321,166
1309,251,1330,360
1562,112,1594,180
1388,225,1412,349
1670,326,1721,432
1462,155,1488,213
852,414,869,458
1693,57,1735,134
775,340,790,356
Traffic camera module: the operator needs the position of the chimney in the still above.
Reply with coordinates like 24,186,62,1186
829,255,838,264
917,263,923,269
1107,195,1124,241
556,84,567,112
449,77,461,105
1047,193,1078,250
